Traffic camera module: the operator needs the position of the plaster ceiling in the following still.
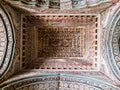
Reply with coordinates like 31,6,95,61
0,0,120,90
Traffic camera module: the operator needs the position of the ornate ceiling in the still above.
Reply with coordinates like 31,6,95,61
4,0,119,14
0,0,120,90
0,3,15,80
14,0,112,10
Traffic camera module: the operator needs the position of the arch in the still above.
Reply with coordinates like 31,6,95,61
105,4,120,80
1,74,120,90
0,3,15,79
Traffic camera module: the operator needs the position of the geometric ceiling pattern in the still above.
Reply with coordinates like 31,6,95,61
21,15,99,70
0,0,120,90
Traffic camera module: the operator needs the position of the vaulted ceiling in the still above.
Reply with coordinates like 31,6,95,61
0,0,120,90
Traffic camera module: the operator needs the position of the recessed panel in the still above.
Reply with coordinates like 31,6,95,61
21,15,99,70
35,26,88,59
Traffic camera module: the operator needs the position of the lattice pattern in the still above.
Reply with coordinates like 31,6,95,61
35,26,88,59
21,15,99,70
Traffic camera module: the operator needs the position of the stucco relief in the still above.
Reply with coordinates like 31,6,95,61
106,5,120,80
21,15,99,70
15,0,112,10
0,3,15,80
35,26,88,58
0,0,120,90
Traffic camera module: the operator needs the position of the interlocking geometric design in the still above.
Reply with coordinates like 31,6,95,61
21,15,99,70
1,1,120,89
35,26,88,59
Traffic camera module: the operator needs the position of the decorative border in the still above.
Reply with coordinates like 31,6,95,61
2,74,120,90
105,5,120,80
112,19,120,68
0,3,15,79
0,15,7,66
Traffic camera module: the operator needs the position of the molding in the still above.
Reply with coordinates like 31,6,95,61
2,74,120,90
105,2,120,80
0,3,15,80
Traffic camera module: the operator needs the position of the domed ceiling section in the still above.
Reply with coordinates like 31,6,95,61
0,3,15,79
